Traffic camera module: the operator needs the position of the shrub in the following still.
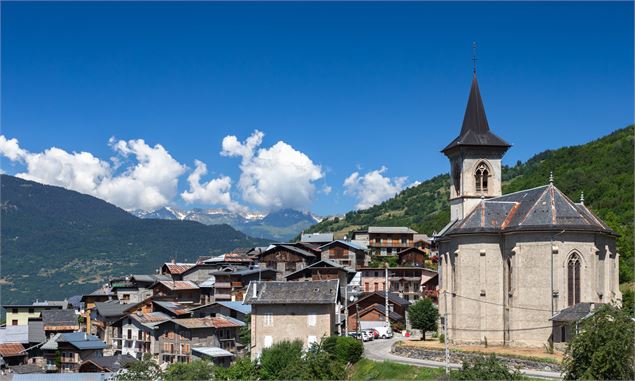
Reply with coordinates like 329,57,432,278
259,340,305,380
322,336,364,364
563,304,634,380
164,360,215,381
439,333,445,343
449,354,523,380
214,358,259,381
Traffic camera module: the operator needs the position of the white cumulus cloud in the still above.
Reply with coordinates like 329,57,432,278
0,135,186,211
343,166,407,209
180,160,244,212
220,130,324,211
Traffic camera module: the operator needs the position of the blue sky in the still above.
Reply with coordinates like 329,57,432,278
1,1,633,215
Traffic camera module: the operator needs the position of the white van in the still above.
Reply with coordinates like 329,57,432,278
374,326,393,339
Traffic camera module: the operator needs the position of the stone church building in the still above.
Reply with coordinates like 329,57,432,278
436,74,622,347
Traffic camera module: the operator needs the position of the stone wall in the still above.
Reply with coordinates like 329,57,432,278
392,344,562,373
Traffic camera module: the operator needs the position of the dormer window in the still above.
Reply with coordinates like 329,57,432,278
475,163,489,193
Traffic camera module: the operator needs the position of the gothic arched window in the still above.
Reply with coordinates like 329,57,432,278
475,162,489,193
567,253,581,306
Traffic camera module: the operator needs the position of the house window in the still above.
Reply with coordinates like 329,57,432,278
127,329,132,340
264,335,273,348
475,162,489,193
307,314,316,327
567,253,581,306
264,313,273,326
364,282,369,292
374,283,378,291
401,238,407,244
11,320,18,326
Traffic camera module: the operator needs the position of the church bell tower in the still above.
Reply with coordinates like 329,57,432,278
442,74,511,221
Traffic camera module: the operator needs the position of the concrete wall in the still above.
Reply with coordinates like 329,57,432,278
438,231,622,348
250,304,335,359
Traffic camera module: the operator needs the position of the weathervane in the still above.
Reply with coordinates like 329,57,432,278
472,41,478,74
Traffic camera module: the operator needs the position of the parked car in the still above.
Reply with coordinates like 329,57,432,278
347,332,362,340
375,326,393,339
360,330,372,342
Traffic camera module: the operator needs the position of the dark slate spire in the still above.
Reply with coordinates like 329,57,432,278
442,74,511,154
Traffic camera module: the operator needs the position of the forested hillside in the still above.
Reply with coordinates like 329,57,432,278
306,126,634,282
0,175,270,304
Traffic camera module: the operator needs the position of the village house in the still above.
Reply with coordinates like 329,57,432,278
2,301,68,327
397,247,428,267
211,268,278,302
111,311,171,360
151,280,201,304
41,309,80,335
318,240,368,269
366,227,418,257
160,262,197,280
81,286,115,334
154,316,244,366
152,300,192,319
0,343,27,367
436,74,622,347
257,244,318,280
244,280,339,360
387,267,438,302
346,292,410,332
41,332,106,373
109,274,173,304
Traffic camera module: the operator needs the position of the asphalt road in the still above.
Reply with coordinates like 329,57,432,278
363,336,563,380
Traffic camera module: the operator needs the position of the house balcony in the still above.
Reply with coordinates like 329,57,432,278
214,282,232,289
389,276,421,282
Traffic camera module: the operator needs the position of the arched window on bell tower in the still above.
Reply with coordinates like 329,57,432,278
567,253,581,306
475,162,490,194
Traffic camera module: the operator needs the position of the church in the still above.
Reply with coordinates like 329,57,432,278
435,74,622,347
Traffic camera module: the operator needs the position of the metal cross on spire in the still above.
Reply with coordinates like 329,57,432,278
472,41,478,74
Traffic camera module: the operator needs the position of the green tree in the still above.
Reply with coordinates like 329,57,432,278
116,353,163,381
164,360,215,381
322,335,363,364
449,354,523,380
408,298,438,340
303,341,347,380
214,357,259,381
240,314,251,346
562,304,634,380
258,340,305,380
621,288,634,317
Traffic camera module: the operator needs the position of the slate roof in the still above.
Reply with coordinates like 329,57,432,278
368,226,417,234
153,300,191,317
0,325,29,344
440,184,617,237
42,309,79,331
82,354,137,371
352,291,411,308
301,233,334,243
189,301,251,315
551,302,598,322
259,244,316,259
128,311,171,328
442,74,511,154
28,321,46,344
396,247,428,257
94,301,129,318
244,280,339,305
9,364,44,374
130,274,172,284
318,240,366,251
59,332,106,350
285,259,356,281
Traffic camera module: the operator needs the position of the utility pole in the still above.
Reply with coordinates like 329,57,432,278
344,283,349,336
444,290,449,374
385,262,389,328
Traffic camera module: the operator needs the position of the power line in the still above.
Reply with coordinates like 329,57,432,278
445,291,553,313
450,325,553,333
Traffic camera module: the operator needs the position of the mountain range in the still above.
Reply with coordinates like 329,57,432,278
131,207,321,241
0,175,271,305
305,126,634,284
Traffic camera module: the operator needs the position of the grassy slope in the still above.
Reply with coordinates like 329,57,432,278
0,175,270,304
306,126,634,282
349,358,445,380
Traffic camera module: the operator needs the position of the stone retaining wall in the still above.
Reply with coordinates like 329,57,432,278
392,344,562,373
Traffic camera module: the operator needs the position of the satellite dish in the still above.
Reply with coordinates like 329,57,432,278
349,296,355,302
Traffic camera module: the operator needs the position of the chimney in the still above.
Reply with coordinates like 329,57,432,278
171,259,176,264
252,283,258,299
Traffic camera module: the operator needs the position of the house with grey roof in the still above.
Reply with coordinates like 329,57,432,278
257,244,318,280
300,232,334,245
435,73,622,348
317,240,368,269
367,226,419,257
244,280,339,359
41,332,106,372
